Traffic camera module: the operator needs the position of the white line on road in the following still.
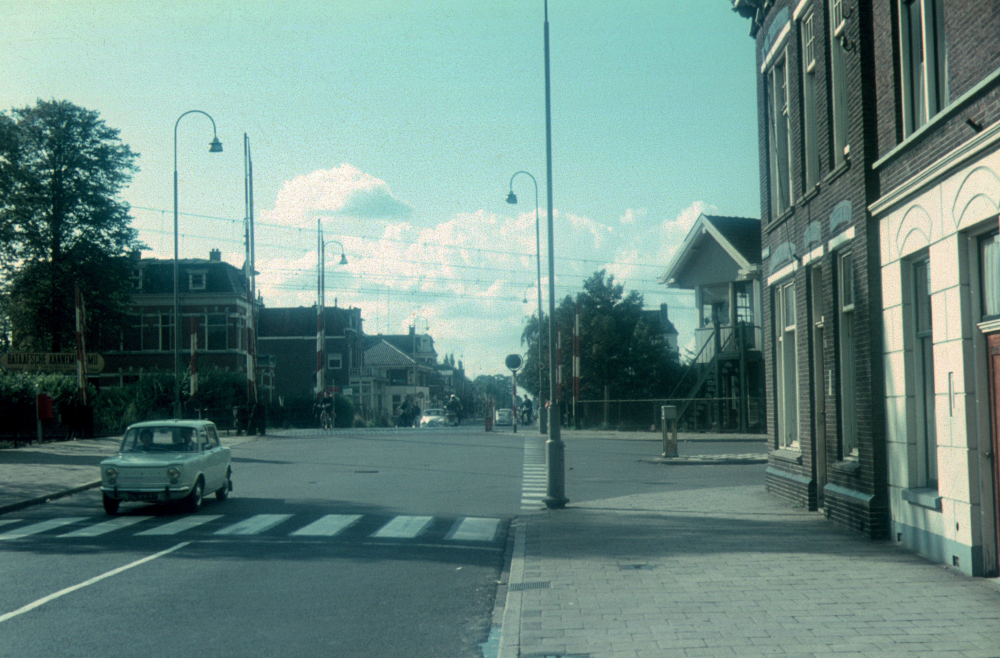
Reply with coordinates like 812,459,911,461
214,514,293,535
135,514,223,536
58,516,147,537
445,517,500,542
0,518,84,540
291,514,362,537
371,515,433,539
0,542,190,624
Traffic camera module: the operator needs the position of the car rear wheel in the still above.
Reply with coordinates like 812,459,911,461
216,469,231,501
184,478,204,513
102,493,120,515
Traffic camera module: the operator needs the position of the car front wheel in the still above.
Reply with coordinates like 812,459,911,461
216,469,231,501
102,493,120,515
184,478,204,513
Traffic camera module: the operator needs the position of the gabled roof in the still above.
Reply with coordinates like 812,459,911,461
659,214,761,288
363,339,415,367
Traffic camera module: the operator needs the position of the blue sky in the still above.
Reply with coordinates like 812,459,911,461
2,1,760,377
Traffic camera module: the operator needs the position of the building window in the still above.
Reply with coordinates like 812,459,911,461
912,257,937,488
327,353,342,370
800,7,820,189
837,250,857,458
189,271,207,291
899,0,947,137
701,284,731,327
829,0,849,168
207,314,227,350
980,230,1000,320
767,48,793,219
160,314,174,352
775,280,799,447
736,282,755,324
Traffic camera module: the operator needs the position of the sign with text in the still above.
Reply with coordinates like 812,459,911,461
0,352,105,373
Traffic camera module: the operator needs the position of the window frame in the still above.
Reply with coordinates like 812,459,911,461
800,6,821,190
837,250,858,458
911,255,938,489
767,47,794,220
899,0,947,137
828,0,849,168
775,279,800,448
188,270,207,291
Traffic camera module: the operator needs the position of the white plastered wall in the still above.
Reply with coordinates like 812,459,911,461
877,149,1000,575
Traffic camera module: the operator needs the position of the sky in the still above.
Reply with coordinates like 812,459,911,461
2,1,760,378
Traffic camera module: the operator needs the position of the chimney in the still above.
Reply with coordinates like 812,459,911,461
660,303,669,324
209,249,221,262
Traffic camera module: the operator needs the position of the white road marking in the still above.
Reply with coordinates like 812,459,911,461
291,514,362,537
371,515,433,539
134,514,223,536
59,516,147,537
0,542,190,624
214,514,292,535
445,517,500,542
0,518,84,540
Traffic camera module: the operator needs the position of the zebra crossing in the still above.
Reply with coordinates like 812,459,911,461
0,513,504,545
521,436,547,512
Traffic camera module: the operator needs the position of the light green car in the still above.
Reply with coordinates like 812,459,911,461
100,420,232,515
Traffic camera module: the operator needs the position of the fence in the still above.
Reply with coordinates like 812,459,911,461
569,397,766,433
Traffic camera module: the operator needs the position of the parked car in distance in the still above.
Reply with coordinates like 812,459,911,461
419,408,446,427
494,408,514,426
100,420,232,515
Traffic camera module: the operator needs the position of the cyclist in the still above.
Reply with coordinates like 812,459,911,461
317,391,335,429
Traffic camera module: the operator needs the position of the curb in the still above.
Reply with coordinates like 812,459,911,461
0,480,101,516
640,454,768,465
497,517,526,658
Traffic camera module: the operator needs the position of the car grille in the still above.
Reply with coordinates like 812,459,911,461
113,468,167,486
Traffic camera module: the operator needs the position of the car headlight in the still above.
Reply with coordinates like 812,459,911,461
167,467,181,483
105,467,118,481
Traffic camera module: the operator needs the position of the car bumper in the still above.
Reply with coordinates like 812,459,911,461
100,485,192,502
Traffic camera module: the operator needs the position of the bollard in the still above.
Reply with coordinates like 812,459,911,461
661,405,678,458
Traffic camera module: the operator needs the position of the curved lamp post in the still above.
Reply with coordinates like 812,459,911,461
507,171,545,435
173,110,223,419
316,225,349,398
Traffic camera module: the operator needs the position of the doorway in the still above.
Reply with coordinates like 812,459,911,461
810,266,827,508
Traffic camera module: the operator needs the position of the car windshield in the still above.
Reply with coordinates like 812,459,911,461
122,426,199,453
424,409,444,417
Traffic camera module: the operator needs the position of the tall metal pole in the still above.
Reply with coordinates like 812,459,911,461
543,0,567,508
173,110,221,419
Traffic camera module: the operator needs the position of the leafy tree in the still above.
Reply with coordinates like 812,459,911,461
472,373,513,408
520,270,682,401
0,99,141,352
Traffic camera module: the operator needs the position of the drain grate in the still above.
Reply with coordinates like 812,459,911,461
508,581,550,591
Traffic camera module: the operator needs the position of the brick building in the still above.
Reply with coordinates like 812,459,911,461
736,0,889,538
868,0,1000,576
257,305,364,406
102,249,253,389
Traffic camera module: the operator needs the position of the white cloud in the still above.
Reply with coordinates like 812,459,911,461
269,164,411,228
249,165,708,377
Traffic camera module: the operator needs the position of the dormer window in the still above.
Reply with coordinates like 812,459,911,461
189,271,207,291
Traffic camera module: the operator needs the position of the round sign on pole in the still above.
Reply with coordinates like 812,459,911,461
505,353,523,372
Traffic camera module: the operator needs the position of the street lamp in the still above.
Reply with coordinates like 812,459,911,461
173,110,222,419
316,223,348,398
506,171,545,435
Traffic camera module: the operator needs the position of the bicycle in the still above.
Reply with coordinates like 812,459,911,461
319,409,333,430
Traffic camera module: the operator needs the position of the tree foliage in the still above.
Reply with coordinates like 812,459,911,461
0,99,141,352
519,270,682,401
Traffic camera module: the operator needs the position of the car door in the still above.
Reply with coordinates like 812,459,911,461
199,427,224,491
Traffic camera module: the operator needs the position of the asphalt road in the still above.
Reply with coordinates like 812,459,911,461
0,425,767,658
0,426,523,658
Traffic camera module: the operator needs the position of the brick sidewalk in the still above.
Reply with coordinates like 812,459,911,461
499,485,1000,658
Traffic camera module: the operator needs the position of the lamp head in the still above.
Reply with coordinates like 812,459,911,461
506,191,518,205
209,137,223,153
339,253,348,265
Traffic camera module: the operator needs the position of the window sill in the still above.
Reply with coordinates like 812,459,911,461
798,183,821,206
901,487,942,512
831,459,860,475
823,159,851,187
765,207,795,234
772,448,803,464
